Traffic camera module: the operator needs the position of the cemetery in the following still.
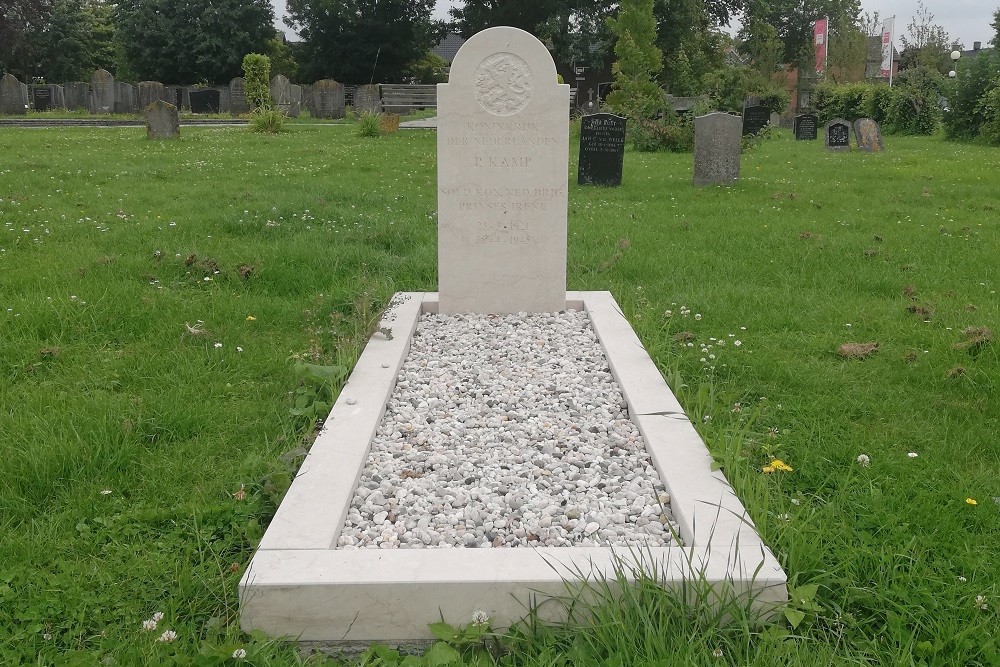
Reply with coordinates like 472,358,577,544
2,14,999,667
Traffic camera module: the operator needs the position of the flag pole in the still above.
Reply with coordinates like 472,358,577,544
888,16,895,88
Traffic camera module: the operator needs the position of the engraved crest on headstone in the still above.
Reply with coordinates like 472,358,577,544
474,52,533,116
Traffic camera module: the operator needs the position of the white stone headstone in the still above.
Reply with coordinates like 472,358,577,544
437,27,570,314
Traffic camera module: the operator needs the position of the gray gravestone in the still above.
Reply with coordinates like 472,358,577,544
437,26,570,314
269,74,292,113
825,118,851,151
114,82,136,113
769,112,780,127
794,113,818,140
64,82,89,110
229,78,249,114
288,84,302,117
309,79,345,119
145,100,180,139
742,104,769,136
1,74,28,115
854,118,884,152
218,87,231,113
694,112,741,186
91,69,115,113
138,81,166,110
353,84,381,114
577,113,626,186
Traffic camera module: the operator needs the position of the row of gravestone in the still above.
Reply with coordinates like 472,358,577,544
0,70,381,119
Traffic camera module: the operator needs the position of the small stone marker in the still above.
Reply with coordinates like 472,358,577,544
694,112,741,186
189,88,221,114
577,113,626,186
825,118,851,151
854,118,884,152
145,100,179,139
741,104,769,136
1,74,28,115
437,26,570,314
353,84,381,114
794,113,818,140
91,69,115,113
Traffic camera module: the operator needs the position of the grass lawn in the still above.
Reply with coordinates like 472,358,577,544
0,122,997,665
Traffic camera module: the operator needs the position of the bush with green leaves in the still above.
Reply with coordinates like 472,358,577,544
248,106,285,133
606,0,666,126
888,67,944,135
241,52,271,109
813,77,940,135
357,111,383,137
631,109,694,153
942,53,1000,140
703,66,788,115
405,52,449,84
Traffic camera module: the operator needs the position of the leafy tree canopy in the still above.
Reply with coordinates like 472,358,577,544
897,0,953,74
115,0,274,84
287,0,443,84
743,0,861,69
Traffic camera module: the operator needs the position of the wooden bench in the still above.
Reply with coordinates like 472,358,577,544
379,84,437,113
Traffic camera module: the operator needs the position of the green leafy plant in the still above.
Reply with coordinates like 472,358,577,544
357,111,383,137
241,53,272,109
248,105,286,133
288,357,347,429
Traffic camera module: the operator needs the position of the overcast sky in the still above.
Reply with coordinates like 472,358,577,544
272,0,996,49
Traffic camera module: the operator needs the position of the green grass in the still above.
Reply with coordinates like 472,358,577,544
0,125,997,665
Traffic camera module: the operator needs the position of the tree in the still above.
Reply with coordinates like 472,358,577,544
653,0,726,95
1,0,54,80
264,35,298,81
738,16,784,78
743,0,862,69
826,10,867,82
990,8,999,48
287,0,442,84
605,0,663,120
114,0,274,83
898,0,952,74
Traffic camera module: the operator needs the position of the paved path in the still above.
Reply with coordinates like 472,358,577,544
399,117,437,129
0,118,248,128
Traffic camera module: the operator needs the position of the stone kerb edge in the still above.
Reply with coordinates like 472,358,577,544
240,291,787,640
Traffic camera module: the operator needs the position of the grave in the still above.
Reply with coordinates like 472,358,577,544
240,26,786,647
577,113,626,187
288,84,302,117
1,74,28,115
353,84,381,114
31,86,53,111
144,100,180,139
189,88,221,114
64,82,90,111
114,82,136,114
229,77,250,115
309,79,345,119
794,113,818,140
91,69,115,113
693,112,741,186
741,103,769,136
138,81,166,110
854,118,884,152
825,118,851,151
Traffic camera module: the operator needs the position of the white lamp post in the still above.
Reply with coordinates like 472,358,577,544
949,49,961,78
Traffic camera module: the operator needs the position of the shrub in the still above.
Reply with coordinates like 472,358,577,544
976,79,1000,144
630,108,694,153
703,66,788,115
248,106,286,133
886,67,943,135
242,53,272,109
406,52,448,84
943,53,1000,140
356,112,382,137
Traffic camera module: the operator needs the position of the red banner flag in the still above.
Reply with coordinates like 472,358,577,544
813,17,828,75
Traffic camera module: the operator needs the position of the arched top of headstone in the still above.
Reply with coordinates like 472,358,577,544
270,74,290,86
445,26,559,118
93,69,113,82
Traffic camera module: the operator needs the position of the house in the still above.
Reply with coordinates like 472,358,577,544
865,35,900,81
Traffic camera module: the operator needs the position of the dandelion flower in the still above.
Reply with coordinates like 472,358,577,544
232,648,247,659
965,498,977,506
157,630,177,643
471,610,490,626
857,454,870,467
246,315,256,321
763,459,793,473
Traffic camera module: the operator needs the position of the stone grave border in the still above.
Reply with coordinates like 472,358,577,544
239,291,787,644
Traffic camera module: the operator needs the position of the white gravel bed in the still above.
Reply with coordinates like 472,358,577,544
337,309,678,549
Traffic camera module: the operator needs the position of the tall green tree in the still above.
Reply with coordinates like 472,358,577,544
826,10,867,82
897,0,952,74
287,0,442,84
653,0,726,95
992,8,1000,48
1,0,53,80
743,0,862,69
114,0,274,83
606,0,663,120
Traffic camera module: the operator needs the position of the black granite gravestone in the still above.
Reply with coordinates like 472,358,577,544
32,87,52,111
794,114,818,140
578,113,626,186
824,118,851,151
189,89,220,114
742,104,769,136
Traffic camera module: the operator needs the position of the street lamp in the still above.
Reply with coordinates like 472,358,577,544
949,49,960,78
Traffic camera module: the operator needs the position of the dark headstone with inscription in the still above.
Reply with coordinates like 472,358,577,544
189,88,221,114
309,79,345,119
228,78,249,114
854,118,884,152
91,69,115,113
824,118,851,151
64,82,90,111
353,84,381,114
1,74,29,115
742,104,769,136
794,113,818,140
577,113,626,186
31,86,53,111
145,100,180,139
